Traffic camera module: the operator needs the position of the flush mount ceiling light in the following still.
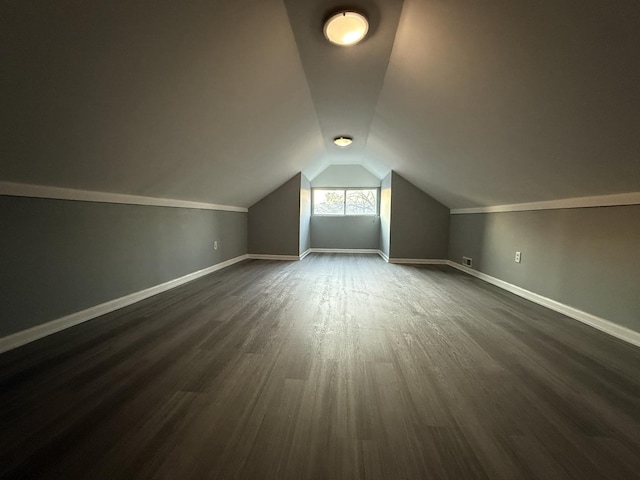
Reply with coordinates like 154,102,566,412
323,11,369,46
333,136,353,147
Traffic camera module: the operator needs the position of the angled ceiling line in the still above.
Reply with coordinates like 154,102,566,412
282,0,404,180
356,1,408,170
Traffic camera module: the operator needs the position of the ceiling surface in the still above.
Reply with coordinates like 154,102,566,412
1,0,639,208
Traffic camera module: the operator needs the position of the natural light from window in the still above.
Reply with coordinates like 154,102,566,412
313,189,377,216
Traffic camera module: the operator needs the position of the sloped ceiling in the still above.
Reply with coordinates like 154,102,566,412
0,0,324,207
368,0,640,207
1,0,639,208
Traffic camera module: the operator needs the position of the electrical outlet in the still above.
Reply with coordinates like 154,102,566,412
515,251,521,263
462,256,473,267
214,241,218,250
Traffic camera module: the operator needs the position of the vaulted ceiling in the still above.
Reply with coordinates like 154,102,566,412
2,0,639,208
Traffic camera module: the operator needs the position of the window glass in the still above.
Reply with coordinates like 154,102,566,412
312,188,378,216
346,189,377,215
313,189,345,215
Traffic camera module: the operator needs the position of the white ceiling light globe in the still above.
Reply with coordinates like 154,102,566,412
333,136,354,147
323,12,369,46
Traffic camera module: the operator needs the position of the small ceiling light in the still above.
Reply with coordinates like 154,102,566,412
323,11,369,46
333,136,353,147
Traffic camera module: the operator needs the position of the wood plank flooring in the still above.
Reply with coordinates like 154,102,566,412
1,253,639,479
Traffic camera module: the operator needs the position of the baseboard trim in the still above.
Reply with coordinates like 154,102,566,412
248,254,300,261
5,253,636,354
0,181,248,213
299,249,312,260
309,248,381,254
308,248,392,262
0,254,249,354
446,261,640,348
389,258,449,265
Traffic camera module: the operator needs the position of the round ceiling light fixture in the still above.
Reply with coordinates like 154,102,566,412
323,11,369,46
333,136,353,147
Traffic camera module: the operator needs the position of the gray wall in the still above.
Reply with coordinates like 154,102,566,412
311,165,381,188
389,172,450,259
311,217,380,249
379,172,392,257
449,206,640,333
300,174,311,254
0,195,248,337
310,165,382,250
248,174,301,256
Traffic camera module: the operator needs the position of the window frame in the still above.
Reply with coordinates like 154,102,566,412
312,187,380,217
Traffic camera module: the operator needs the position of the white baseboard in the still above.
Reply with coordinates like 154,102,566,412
0,254,249,354
309,248,381,254
389,258,449,265
299,249,312,260
249,249,380,261
377,254,447,265
248,254,300,261
316,251,449,266
446,261,640,348
4,253,636,354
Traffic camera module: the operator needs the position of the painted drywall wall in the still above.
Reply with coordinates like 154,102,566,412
311,165,381,188
300,174,311,254
311,216,380,249
389,172,449,259
449,206,640,332
248,174,301,256
379,172,392,257
309,165,382,250
0,195,247,337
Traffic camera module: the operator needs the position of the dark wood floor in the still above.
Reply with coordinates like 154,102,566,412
1,254,639,480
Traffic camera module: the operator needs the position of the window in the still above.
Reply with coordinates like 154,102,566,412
313,188,378,216
346,189,377,215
